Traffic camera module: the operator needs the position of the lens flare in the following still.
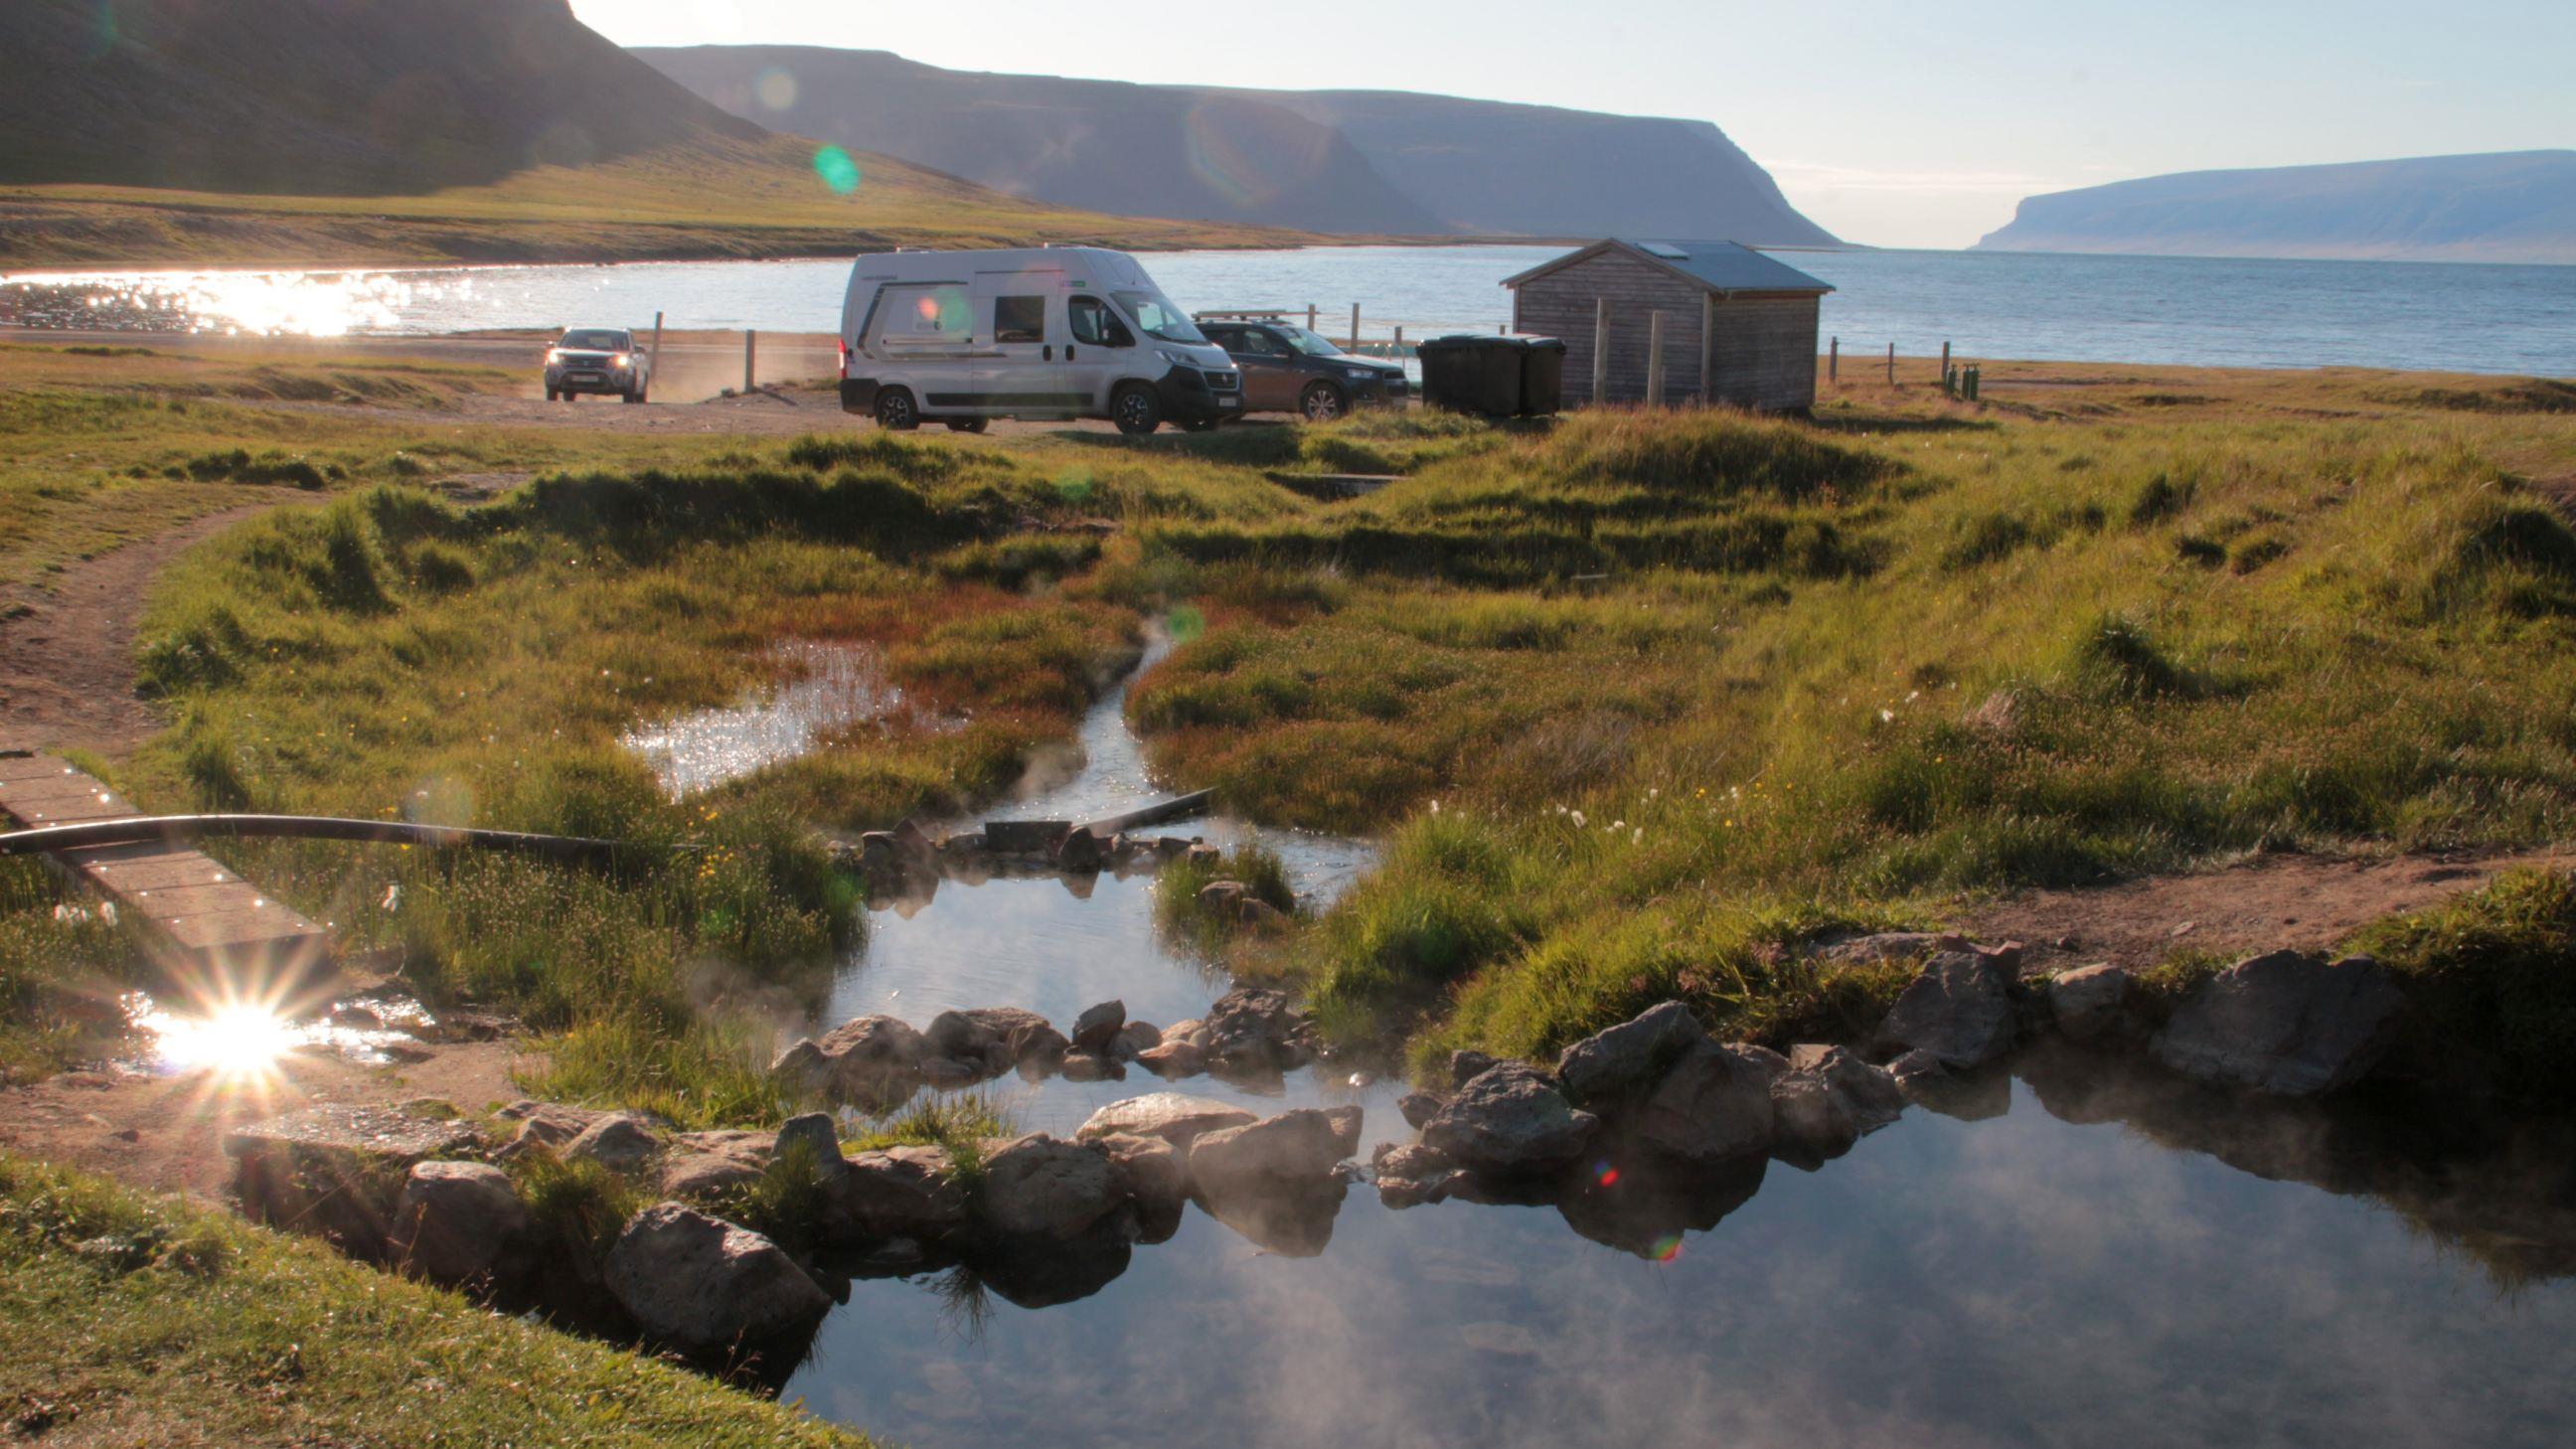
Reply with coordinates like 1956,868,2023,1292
139,999,297,1078
1053,466,1094,503
1594,1163,1621,1188
1167,604,1207,643
814,145,863,197
1649,1233,1686,1263
753,67,799,111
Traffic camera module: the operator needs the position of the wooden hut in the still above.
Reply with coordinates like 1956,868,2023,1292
1504,240,1832,411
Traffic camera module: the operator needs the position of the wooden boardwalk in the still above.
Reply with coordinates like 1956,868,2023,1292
0,752,330,984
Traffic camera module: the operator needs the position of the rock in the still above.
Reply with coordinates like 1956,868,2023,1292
1555,1155,1767,1259
1071,1000,1127,1052
1237,899,1291,931
564,1114,662,1174
842,1146,968,1240
768,1038,830,1090
1423,1063,1600,1178
1632,1040,1776,1166
1161,1018,1208,1048
773,1114,849,1185
938,831,987,858
1202,987,1311,1068
2151,951,2408,1097
918,1055,984,1089
2049,962,2134,1041
1094,1133,1188,1240
1448,1050,1499,1088
1555,1001,1707,1109
1184,843,1224,868
1371,1142,1464,1208
1075,1092,1257,1149
1197,1173,1348,1257
1189,1108,1360,1199
394,1161,530,1284
1135,1040,1207,1077
1871,949,2020,1069
1739,1044,1793,1082
1769,1046,1904,1163
1200,880,1250,910
1055,827,1108,873
1813,930,1968,966
814,1015,928,1089
1398,1090,1445,1130
661,1152,766,1199
925,1007,1065,1064
1111,1021,1163,1060
976,1135,1129,1238
604,1204,829,1354
226,1104,482,1258
1059,1049,1123,1082
495,1101,603,1159
1886,1047,1945,1089
891,817,941,870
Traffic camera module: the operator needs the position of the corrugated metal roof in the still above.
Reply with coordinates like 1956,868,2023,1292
1503,240,1836,295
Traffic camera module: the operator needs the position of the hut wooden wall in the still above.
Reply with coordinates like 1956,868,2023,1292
1511,250,1819,412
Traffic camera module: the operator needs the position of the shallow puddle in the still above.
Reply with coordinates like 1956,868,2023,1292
788,643,2576,1448
621,642,907,798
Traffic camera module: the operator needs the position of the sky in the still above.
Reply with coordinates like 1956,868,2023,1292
571,0,2576,249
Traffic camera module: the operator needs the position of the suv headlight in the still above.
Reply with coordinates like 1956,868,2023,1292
546,349,564,365
1157,347,1201,369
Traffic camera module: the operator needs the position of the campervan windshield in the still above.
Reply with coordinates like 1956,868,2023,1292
1113,290,1207,345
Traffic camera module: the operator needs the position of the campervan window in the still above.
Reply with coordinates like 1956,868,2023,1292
878,284,972,347
1111,290,1207,345
1068,296,1129,347
994,294,1047,344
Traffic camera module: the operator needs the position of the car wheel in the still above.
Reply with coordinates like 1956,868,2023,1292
943,416,989,433
1300,382,1349,422
622,390,641,404
876,388,921,431
1111,384,1162,436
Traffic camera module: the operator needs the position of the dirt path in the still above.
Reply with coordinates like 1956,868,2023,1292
0,499,311,755
1964,846,2570,971
0,1038,527,1204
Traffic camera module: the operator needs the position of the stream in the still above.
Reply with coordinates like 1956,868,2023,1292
629,642,2576,1447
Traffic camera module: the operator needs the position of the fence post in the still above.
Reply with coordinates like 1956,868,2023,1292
1350,303,1361,351
651,310,665,379
1940,339,1950,380
1646,310,1667,407
744,329,757,393
1886,341,1895,386
1307,303,1318,332
1698,292,1716,405
1393,324,1403,357
1829,336,1839,385
1592,297,1610,405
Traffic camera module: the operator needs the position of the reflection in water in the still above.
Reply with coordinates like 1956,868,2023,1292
781,637,2576,1448
621,642,906,798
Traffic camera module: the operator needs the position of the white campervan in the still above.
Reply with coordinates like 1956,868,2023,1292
837,246,1241,435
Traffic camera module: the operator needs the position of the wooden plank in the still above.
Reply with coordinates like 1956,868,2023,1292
0,754,331,980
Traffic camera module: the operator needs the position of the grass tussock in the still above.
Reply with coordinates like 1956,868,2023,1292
2349,869,2576,1105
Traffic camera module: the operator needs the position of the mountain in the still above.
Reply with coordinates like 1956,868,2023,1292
0,1,1291,267
0,0,769,194
1976,151,2576,265
632,46,1838,245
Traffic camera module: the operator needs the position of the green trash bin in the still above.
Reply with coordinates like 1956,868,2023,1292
1516,337,1566,416
1417,335,1525,417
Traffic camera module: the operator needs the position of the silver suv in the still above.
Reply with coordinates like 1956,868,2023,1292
544,327,651,403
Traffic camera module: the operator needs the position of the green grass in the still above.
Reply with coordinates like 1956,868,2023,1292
2349,868,2576,1104
1118,386,2576,1063
0,131,1300,269
0,1154,870,1446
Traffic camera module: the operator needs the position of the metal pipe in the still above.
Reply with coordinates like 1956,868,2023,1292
0,814,674,867
1077,789,1215,838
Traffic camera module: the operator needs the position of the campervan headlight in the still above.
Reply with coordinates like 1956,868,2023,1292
1156,347,1198,369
